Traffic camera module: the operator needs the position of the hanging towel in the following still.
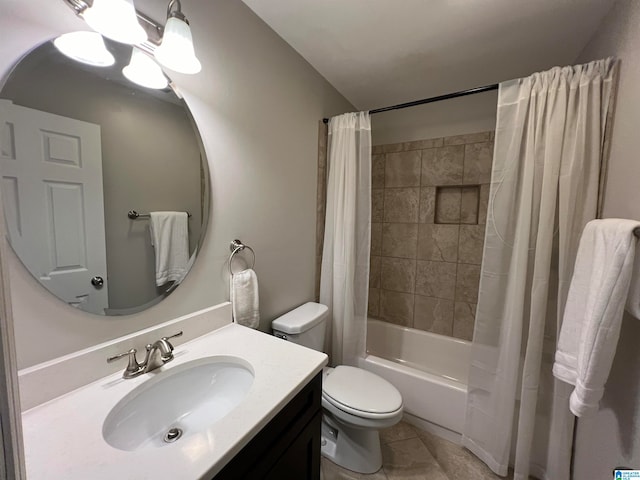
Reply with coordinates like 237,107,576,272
625,239,640,318
149,211,189,287
230,269,260,329
553,219,640,417
165,246,198,294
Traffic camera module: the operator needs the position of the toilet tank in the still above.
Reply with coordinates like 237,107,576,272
272,302,328,352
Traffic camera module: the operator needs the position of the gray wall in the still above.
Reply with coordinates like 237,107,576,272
2,57,202,310
371,91,497,146
574,0,640,476
1,0,354,368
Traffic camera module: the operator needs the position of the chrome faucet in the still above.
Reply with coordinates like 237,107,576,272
107,331,183,379
143,336,178,373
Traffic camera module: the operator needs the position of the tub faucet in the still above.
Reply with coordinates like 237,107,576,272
107,331,183,379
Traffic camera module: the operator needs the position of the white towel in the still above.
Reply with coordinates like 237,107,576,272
553,219,640,417
231,269,260,329
149,212,189,287
625,240,640,318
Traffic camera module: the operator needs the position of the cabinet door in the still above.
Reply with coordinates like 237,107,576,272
264,411,321,480
213,373,322,480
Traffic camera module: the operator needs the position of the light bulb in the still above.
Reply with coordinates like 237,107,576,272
154,16,201,74
83,0,147,45
123,48,169,90
53,31,115,67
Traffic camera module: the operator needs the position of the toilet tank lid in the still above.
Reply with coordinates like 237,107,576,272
272,302,328,334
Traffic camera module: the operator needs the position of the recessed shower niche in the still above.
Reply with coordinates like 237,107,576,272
434,185,480,225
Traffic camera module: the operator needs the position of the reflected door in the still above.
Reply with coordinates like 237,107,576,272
0,100,108,314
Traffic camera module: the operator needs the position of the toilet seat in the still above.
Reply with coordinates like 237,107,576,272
322,366,403,420
322,395,402,430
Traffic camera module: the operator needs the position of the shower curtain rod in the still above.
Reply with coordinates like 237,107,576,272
322,83,499,124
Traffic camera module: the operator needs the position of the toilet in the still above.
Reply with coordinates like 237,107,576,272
272,302,403,474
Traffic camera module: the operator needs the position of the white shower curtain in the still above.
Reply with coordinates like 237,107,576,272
462,58,617,480
320,112,371,366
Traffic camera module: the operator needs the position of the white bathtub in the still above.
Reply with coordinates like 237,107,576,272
358,319,471,441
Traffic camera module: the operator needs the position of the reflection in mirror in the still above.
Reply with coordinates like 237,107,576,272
0,34,209,316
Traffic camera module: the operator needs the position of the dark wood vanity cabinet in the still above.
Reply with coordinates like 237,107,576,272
213,372,322,480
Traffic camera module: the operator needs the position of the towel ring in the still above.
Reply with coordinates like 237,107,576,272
228,239,255,275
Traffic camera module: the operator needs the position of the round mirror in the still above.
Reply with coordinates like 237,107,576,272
0,34,209,316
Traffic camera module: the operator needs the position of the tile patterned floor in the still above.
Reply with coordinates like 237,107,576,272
321,421,508,480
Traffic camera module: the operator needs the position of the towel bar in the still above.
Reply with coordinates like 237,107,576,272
128,210,191,219
229,239,256,275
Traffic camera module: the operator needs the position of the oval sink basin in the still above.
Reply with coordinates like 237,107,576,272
103,356,254,451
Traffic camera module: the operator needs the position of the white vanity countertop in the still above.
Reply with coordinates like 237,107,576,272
21,324,328,480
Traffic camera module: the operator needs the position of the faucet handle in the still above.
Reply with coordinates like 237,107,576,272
107,348,142,377
161,331,183,350
162,331,183,342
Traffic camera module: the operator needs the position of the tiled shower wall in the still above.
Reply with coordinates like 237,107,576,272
368,131,494,340
315,121,328,302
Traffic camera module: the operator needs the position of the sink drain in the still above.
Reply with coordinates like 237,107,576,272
164,427,183,443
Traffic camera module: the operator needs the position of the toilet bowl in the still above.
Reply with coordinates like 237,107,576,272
272,302,403,473
321,365,403,472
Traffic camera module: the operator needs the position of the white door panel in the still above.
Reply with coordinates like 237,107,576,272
0,100,108,314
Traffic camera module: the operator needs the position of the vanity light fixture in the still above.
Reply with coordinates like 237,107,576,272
82,0,147,45
62,0,201,74
53,31,115,67
123,48,169,90
154,0,202,74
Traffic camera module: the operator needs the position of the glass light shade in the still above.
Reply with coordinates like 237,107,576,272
83,0,147,45
154,17,201,74
122,48,169,90
53,31,115,67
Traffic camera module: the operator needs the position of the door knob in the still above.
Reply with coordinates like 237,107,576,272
91,276,104,288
